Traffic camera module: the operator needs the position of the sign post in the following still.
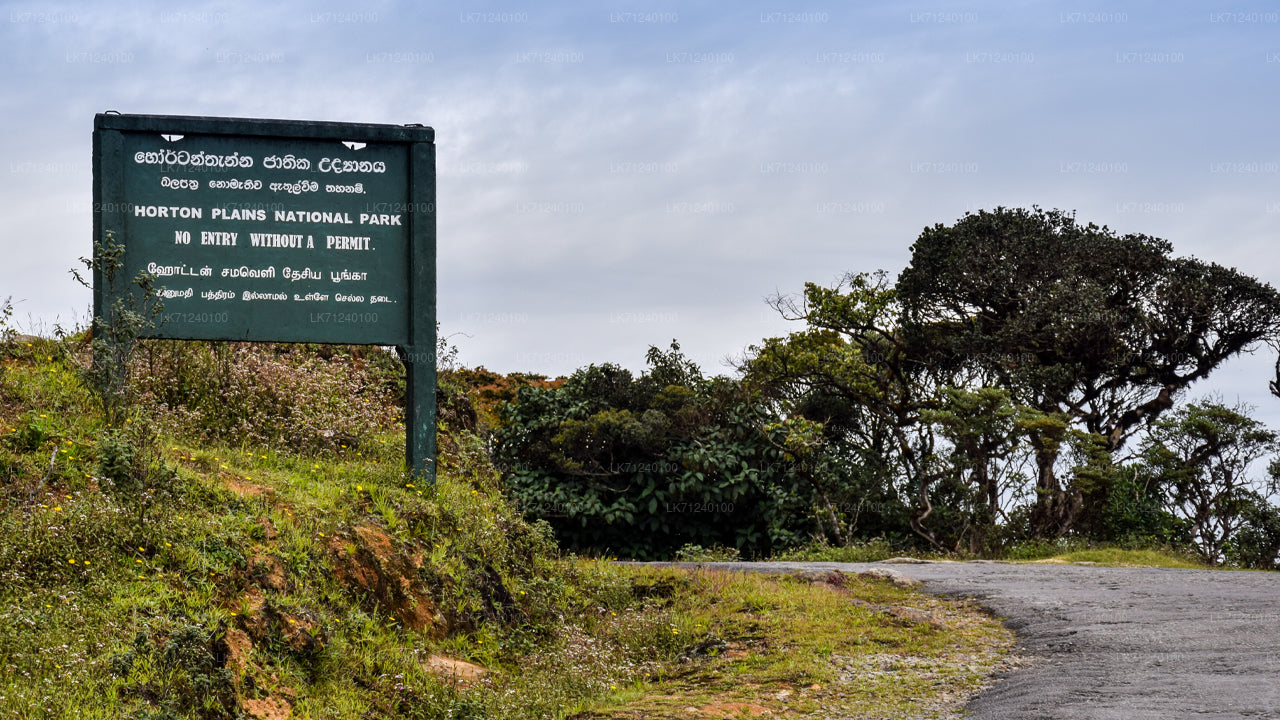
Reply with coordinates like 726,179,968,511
92,113,437,480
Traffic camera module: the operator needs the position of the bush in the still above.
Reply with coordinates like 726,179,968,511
1225,499,1280,570
493,343,818,559
132,341,400,455
1075,465,1190,547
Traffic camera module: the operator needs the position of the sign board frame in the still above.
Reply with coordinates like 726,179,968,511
92,112,436,479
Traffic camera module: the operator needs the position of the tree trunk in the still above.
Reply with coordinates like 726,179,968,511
1029,446,1079,537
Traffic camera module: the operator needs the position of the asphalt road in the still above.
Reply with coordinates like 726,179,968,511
677,560,1280,719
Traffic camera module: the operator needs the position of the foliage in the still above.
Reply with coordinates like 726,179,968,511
109,620,239,719
131,341,401,455
72,231,164,428
896,206,1280,535
0,295,14,345
740,207,1280,557
1072,464,1190,546
1225,498,1280,570
0,341,665,717
920,387,1022,552
1135,401,1280,564
493,342,819,559
0,341,1014,719
97,420,180,532
672,543,741,562
744,272,927,547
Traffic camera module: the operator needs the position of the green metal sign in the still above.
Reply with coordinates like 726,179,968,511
93,113,437,478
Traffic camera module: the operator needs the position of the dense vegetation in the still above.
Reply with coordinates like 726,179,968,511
495,208,1280,567
0,305,1013,718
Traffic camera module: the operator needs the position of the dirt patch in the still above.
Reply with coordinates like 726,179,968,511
222,475,278,501
250,553,289,593
223,628,254,672
327,524,443,634
241,696,292,720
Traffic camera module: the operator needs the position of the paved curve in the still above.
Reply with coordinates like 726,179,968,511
672,561,1280,719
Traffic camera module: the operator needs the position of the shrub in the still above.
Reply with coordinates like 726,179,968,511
1225,498,1280,570
493,343,818,559
132,341,400,455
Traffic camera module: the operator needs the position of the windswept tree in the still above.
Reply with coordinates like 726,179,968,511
745,272,942,547
896,207,1280,535
1137,401,1280,564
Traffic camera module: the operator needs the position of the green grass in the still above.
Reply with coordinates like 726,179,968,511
1039,547,1208,569
778,535,1215,570
0,337,1015,718
574,566,1014,718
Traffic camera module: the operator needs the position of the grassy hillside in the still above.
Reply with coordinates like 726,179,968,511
0,335,1012,719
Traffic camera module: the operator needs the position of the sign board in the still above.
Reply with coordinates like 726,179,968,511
93,113,437,478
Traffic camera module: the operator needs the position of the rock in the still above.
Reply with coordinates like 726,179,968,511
794,569,848,586
858,567,922,588
885,605,946,630
423,655,489,686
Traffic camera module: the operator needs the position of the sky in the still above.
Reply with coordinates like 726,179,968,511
3,0,1280,429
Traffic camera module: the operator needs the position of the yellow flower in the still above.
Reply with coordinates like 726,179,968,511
68,559,75,564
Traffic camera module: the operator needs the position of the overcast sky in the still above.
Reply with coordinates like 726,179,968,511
3,0,1280,427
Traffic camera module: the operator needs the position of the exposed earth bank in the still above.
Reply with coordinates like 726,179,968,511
672,561,1280,719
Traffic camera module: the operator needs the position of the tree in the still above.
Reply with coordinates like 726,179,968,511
896,207,1280,536
920,387,1023,553
1137,401,1280,564
745,272,943,548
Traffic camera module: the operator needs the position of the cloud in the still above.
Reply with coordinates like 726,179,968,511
1,0,1278,433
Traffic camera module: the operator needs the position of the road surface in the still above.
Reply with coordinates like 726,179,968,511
674,560,1280,719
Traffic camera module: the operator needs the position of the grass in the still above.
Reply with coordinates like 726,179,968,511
778,535,1214,570
0,336,1015,718
571,567,1015,719
1030,547,1207,569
